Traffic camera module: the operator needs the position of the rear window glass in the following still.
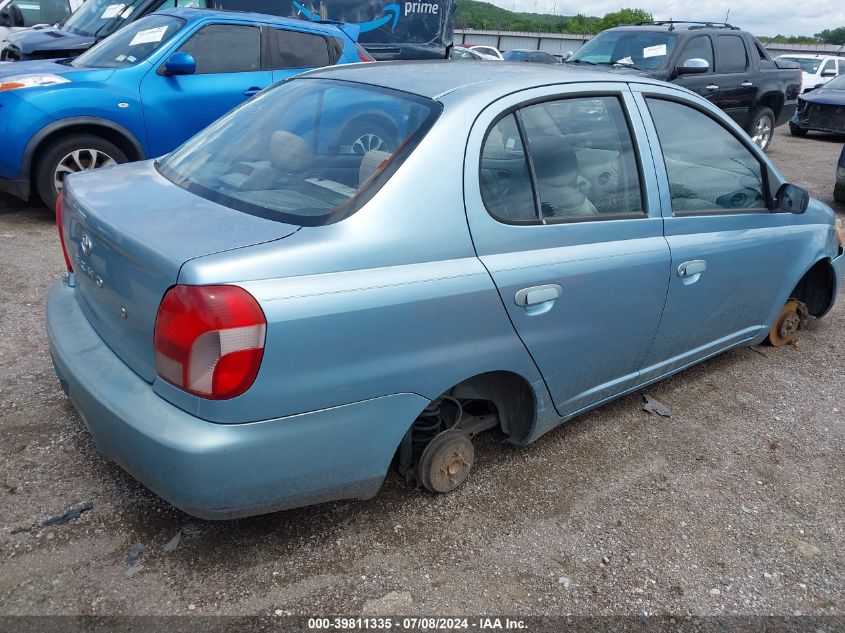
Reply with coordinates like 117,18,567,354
274,28,337,69
157,79,441,226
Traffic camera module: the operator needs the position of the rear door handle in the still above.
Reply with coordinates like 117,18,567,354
243,87,262,96
741,81,753,87
705,84,719,91
515,284,562,307
678,259,707,277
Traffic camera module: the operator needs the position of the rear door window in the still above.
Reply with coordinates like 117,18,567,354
177,24,261,74
273,28,340,69
715,35,748,73
519,96,644,220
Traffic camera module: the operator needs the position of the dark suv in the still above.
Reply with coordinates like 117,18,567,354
566,21,802,151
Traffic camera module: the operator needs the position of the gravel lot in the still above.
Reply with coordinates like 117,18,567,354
0,126,844,620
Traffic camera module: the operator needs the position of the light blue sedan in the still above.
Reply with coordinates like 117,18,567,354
46,62,845,519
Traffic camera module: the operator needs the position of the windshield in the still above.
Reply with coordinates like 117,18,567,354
777,56,821,73
157,79,442,226
824,74,845,90
62,0,147,38
71,14,184,68
568,30,677,70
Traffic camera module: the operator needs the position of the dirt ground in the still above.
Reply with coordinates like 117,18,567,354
0,126,844,621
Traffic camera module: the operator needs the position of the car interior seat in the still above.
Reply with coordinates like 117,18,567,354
529,136,597,217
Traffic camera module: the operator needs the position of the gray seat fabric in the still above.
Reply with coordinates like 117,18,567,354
359,150,392,187
529,136,597,218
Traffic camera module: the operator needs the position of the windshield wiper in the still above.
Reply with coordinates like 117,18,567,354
566,59,602,66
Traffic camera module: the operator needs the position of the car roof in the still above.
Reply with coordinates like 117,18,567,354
608,23,746,34
302,60,669,100
157,7,340,32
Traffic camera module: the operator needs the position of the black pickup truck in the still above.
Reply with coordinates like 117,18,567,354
566,21,802,151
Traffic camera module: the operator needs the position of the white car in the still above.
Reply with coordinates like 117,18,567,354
0,0,82,41
455,44,503,60
775,54,843,93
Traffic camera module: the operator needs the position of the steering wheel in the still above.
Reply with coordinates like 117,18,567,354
716,188,762,210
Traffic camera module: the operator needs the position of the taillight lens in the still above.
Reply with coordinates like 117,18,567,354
356,43,375,62
154,285,266,400
55,192,73,272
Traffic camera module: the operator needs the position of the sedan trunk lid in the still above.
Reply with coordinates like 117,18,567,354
61,161,299,382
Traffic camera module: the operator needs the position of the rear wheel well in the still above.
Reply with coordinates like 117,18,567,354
790,259,835,317
30,124,142,184
757,93,784,119
447,370,536,442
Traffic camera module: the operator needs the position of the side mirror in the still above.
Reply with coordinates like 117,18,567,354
562,51,573,61
821,69,837,78
676,58,709,75
163,52,196,76
775,183,809,214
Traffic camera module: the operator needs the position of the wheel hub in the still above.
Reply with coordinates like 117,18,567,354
54,148,117,193
418,429,474,493
753,116,773,149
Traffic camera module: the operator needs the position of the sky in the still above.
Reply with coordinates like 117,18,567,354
488,0,845,37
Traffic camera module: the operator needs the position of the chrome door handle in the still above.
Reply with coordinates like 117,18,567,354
515,284,562,307
741,81,753,87
705,84,719,90
243,87,262,96
678,260,707,277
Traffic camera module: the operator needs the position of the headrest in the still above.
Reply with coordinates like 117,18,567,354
359,150,392,187
269,131,312,172
529,136,578,186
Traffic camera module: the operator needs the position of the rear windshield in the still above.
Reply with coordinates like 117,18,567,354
157,79,441,226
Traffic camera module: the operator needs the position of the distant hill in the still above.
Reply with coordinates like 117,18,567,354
455,0,600,33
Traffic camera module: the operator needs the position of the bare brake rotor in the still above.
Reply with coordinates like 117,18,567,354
418,429,474,493
767,299,809,347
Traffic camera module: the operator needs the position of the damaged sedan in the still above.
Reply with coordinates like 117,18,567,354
47,63,845,519
790,73,845,136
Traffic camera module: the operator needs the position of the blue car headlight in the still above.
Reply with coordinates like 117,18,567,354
0,74,70,92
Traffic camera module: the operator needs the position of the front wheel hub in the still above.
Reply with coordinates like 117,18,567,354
54,148,117,193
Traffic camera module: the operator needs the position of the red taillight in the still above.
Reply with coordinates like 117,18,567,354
356,43,375,62
154,285,266,400
55,192,73,272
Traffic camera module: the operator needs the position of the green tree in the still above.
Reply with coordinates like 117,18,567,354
596,8,653,32
814,27,845,45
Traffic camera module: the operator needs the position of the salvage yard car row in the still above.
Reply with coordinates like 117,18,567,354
47,62,845,518
0,3,844,520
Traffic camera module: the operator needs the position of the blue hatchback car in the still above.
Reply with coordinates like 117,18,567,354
47,63,845,519
0,8,368,207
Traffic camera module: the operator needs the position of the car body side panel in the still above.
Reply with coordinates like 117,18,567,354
460,83,671,418
630,84,835,375
172,105,550,427
47,278,428,519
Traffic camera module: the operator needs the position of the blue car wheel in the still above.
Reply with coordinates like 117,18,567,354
35,134,127,209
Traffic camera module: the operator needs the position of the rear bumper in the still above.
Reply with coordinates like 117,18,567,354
46,278,428,519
